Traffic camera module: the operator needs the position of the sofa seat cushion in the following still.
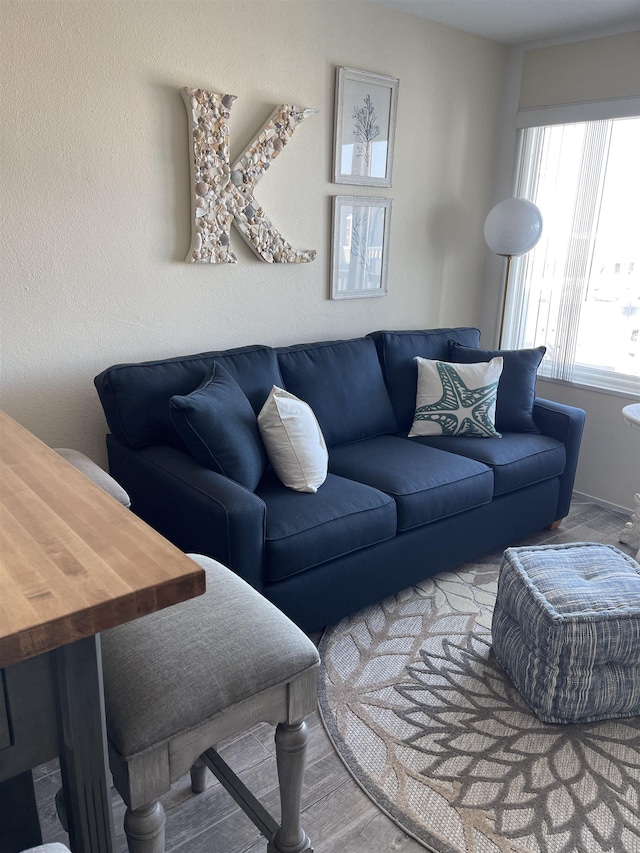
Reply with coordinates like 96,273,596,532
411,433,566,497
256,470,396,581
329,435,494,532
276,337,397,448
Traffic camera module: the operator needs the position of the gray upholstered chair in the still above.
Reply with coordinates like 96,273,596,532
101,553,319,853
53,448,131,507
50,452,319,852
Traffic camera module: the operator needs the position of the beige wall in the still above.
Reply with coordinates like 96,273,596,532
520,31,640,108
537,381,639,513
0,0,506,464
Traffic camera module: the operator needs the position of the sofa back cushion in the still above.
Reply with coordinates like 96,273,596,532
95,345,282,449
276,337,397,447
368,328,481,432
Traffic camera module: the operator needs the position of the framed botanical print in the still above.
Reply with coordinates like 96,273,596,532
333,67,399,187
331,196,391,299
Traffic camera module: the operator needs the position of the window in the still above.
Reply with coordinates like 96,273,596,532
507,116,640,396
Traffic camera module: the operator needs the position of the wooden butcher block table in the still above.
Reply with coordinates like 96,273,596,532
0,410,205,852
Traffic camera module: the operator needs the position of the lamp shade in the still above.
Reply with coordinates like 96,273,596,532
484,197,543,257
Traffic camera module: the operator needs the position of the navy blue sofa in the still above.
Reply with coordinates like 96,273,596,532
94,328,585,632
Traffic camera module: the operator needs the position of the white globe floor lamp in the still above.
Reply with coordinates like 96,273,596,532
484,197,543,346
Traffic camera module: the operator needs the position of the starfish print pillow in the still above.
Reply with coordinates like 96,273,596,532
409,356,503,438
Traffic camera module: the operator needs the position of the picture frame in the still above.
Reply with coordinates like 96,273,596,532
333,66,399,187
331,195,392,300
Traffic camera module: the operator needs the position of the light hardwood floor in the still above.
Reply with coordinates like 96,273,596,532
35,498,636,852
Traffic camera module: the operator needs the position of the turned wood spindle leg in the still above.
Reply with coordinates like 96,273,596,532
268,720,312,853
124,800,166,853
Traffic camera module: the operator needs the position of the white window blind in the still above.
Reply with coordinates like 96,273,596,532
506,114,640,397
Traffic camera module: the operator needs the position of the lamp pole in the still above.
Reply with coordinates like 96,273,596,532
484,198,543,348
497,254,513,347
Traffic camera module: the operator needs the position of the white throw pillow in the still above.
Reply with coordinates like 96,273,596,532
258,386,328,493
409,356,503,438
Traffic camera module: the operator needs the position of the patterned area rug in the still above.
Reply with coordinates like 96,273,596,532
318,561,640,853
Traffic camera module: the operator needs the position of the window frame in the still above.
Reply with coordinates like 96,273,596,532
504,102,640,398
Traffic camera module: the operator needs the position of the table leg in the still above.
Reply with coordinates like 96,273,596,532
53,634,115,853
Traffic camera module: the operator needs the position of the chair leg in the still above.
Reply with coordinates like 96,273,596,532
190,758,208,793
124,800,166,853
268,721,312,853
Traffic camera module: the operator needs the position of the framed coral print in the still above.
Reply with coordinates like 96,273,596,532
333,67,399,187
331,196,391,299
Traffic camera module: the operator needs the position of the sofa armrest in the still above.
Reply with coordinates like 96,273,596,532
533,397,586,521
106,435,266,591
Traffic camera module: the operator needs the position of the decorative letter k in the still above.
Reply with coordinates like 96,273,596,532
183,88,317,264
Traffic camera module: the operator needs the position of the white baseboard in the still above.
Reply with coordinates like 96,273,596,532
572,490,632,518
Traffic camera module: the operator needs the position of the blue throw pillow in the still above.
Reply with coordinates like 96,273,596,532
448,341,546,433
169,362,267,490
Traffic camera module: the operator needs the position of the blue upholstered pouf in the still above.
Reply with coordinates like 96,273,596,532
492,542,640,724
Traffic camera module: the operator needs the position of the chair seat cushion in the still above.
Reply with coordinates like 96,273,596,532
329,435,493,531
492,543,640,723
101,555,320,758
257,470,397,581
411,432,565,496
20,847,72,853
